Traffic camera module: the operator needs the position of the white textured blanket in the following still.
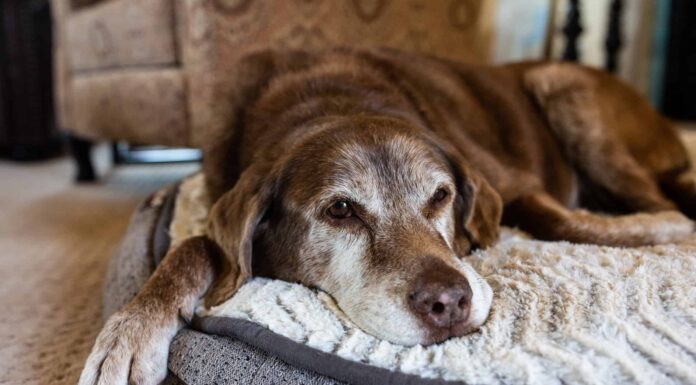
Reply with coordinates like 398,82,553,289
173,174,696,385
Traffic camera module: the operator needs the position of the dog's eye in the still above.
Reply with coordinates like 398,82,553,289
431,188,448,204
327,200,353,219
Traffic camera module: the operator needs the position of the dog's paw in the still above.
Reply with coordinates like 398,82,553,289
648,211,695,244
78,306,181,385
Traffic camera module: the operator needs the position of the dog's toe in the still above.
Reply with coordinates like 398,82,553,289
78,314,134,385
78,308,177,385
129,328,173,385
651,211,695,243
96,339,131,385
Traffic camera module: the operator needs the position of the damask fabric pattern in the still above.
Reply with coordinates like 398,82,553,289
53,0,490,146
181,0,492,147
66,0,178,71
199,0,488,55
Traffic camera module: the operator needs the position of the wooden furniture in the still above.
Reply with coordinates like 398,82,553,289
562,0,583,62
604,0,624,73
561,0,625,75
0,0,61,161
662,0,696,121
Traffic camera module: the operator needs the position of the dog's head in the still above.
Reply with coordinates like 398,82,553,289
206,117,499,345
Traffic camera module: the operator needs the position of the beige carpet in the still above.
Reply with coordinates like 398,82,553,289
0,151,196,385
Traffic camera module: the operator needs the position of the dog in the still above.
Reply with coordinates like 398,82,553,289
78,48,696,385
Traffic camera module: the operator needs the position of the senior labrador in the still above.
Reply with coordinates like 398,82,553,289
79,49,696,385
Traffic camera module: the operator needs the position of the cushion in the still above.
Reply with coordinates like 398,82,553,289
104,173,696,385
70,69,188,145
67,0,177,71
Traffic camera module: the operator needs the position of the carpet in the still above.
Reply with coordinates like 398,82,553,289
0,153,196,385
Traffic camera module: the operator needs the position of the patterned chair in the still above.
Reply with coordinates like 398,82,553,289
51,0,493,179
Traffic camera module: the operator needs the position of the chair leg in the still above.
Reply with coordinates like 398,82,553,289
67,134,96,182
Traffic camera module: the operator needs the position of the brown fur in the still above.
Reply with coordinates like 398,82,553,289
204,49,693,290
80,48,696,384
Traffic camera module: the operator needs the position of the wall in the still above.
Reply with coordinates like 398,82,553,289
490,0,668,100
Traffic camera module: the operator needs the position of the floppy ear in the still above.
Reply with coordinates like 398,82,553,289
456,169,503,250
202,49,312,202
203,163,277,307
446,148,503,253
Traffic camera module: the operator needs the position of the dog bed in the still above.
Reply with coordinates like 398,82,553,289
103,172,696,385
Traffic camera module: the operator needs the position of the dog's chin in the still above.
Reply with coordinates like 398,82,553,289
345,309,429,347
358,316,488,347
348,260,493,346
334,260,493,347
349,295,491,347
420,320,486,346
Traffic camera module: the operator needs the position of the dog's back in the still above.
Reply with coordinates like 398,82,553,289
203,48,694,220
203,49,569,202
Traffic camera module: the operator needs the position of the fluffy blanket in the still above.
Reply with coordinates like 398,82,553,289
173,174,696,385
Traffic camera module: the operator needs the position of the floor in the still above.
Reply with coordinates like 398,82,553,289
0,147,197,385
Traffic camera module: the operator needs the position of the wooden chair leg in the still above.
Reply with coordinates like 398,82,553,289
67,134,96,182
605,0,624,73
562,0,583,61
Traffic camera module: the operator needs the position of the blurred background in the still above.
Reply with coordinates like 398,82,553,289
1,0,694,172
0,1,695,384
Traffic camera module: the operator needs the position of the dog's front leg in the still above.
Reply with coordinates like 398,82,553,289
78,236,222,385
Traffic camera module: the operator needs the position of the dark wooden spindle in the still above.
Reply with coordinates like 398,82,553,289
605,0,624,73
562,0,583,61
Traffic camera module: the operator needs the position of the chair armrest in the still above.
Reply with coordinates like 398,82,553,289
50,0,74,130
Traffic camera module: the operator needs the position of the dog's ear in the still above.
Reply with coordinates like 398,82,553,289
445,147,503,253
203,163,277,307
203,49,312,202
456,169,503,251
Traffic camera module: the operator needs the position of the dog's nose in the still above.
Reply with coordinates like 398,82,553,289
408,280,472,329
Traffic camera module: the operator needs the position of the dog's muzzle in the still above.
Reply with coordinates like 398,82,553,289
408,257,493,344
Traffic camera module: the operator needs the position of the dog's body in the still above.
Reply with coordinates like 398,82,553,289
80,49,696,385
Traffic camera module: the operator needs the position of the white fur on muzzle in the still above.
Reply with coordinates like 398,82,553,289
451,257,494,330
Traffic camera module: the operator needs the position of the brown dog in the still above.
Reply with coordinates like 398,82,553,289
79,48,696,385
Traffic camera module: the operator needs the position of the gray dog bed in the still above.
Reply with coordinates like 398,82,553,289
102,177,460,385
103,174,696,385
